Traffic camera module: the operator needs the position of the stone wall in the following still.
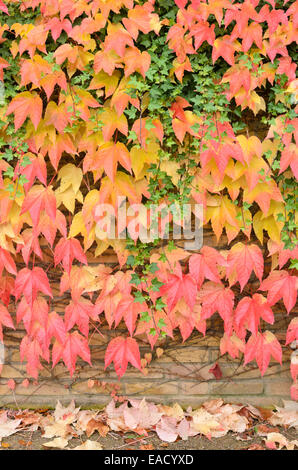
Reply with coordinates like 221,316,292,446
0,322,293,408
0,226,295,409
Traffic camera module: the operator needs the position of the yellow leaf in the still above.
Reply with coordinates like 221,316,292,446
131,142,159,179
89,70,121,97
205,195,239,241
249,91,266,115
69,212,95,250
253,211,283,244
56,186,83,214
236,135,262,163
57,164,83,194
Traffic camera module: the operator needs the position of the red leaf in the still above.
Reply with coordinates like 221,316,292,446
17,229,43,265
103,23,134,58
15,267,52,307
47,311,67,344
20,154,47,192
52,331,91,376
7,379,15,391
94,142,131,182
0,276,14,306
6,92,43,130
259,270,298,314
123,47,151,78
220,333,245,359
44,17,72,42
20,335,46,379
16,296,48,337
286,317,298,345
0,1,8,14
190,21,215,50
226,243,264,291
54,238,87,274
0,302,14,341
114,295,145,336
234,294,274,336
21,185,56,226
160,271,197,312
189,246,227,288
199,282,234,333
244,331,282,375
279,145,298,180
0,248,17,277
104,336,141,378
64,298,97,337
212,36,236,65
209,363,222,380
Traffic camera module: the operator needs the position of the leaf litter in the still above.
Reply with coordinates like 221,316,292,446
0,398,296,450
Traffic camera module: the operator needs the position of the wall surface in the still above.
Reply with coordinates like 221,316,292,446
0,227,295,409
0,323,293,408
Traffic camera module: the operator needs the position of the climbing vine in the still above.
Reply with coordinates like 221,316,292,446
0,0,297,399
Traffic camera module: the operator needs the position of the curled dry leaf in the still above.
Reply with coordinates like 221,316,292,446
75,410,98,433
264,432,298,450
42,420,73,439
247,443,265,450
73,440,103,450
214,404,248,434
269,401,298,429
1,442,10,448
255,424,280,436
0,413,22,440
158,402,184,420
43,437,69,449
190,408,223,438
54,400,80,424
243,404,263,420
140,444,154,450
86,418,109,438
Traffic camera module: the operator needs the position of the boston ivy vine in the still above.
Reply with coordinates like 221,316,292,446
0,0,297,399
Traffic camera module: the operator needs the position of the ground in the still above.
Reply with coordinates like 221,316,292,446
1,426,297,450
0,399,297,450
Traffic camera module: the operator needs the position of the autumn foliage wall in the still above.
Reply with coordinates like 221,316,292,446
0,0,297,400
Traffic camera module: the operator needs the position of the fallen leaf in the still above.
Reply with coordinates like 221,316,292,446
156,416,178,443
43,437,69,449
158,403,184,420
140,444,154,450
86,418,109,438
73,440,103,450
54,400,80,424
247,443,265,450
264,432,298,450
43,421,73,439
1,442,10,448
0,414,22,440
19,439,32,446
269,401,298,429
256,424,280,436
